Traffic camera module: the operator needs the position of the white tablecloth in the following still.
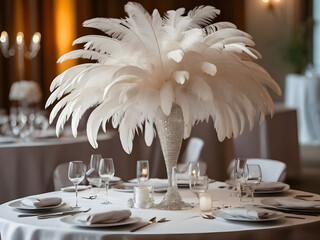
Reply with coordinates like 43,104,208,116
285,74,320,145
0,182,319,240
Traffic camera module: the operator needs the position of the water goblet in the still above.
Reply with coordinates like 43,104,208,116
137,160,149,185
189,175,208,198
244,164,262,205
188,162,201,177
86,154,102,187
234,158,247,203
68,161,86,207
99,158,115,204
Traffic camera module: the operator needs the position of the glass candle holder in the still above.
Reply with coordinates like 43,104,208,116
134,186,154,209
199,192,213,212
137,160,149,184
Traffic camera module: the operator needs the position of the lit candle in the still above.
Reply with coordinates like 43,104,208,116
192,169,196,176
16,32,25,80
141,168,148,178
16,32,24,45
31,32,41,52
199,192,213,212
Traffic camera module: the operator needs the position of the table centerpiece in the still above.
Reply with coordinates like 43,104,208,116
46,2,281,210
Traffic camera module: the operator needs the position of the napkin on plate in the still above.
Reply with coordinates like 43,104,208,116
21,197,62,208
276,197,320,209
222,207,277,220
255,182,287,192
77,210,132,224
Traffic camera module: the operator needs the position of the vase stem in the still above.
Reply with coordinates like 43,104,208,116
155,104,192,210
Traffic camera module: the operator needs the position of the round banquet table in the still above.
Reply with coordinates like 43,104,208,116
0,182,319,240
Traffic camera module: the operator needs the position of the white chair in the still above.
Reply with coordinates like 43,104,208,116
53,162,87,190
227,158,287,182
178,137,207,175
53,163,70,191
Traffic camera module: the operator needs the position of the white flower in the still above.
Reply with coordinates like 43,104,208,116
9,80,42,104
46,2,281,154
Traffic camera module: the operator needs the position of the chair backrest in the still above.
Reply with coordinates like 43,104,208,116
178,137,206,175
181,137,204,163
227,158,287,182
53,163,70,191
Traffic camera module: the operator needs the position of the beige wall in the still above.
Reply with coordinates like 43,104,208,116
245,0,303,102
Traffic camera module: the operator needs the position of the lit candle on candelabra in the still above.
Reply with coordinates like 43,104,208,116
16,32,25,80
0,31,41,79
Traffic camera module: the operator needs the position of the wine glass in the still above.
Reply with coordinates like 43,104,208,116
86,154,102,187
68,161,86,208
98,158,115,204
137,160,149,184
244,164,262,205
188,162,200,177
189,175,208,198
234,158,247,203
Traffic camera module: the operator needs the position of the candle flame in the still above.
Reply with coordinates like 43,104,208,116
142,168,148,177
0,31,7,43
192,169,196,176
32,32,41,44
16,32,24,44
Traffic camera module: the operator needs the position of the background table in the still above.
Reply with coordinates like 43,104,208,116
0,182,319,240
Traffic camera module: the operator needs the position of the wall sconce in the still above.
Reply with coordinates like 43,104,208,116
262,0,281,10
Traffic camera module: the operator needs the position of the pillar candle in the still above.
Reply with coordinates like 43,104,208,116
199,192,213,212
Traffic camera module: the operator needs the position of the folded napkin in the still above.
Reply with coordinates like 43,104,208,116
255,182,287,192
21,197,62,208
77,210,132,225
276,197,320,209
222,207,277,220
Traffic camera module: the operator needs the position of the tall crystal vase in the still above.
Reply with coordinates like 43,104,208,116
155,104,192,210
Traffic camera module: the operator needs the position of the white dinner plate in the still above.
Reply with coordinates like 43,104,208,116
60,215,141,228
260,198,320,212
8,200,66,211
212,209,284,222
112,185,167,193
0,136,16,144
255,183,290,194
61,185,92,192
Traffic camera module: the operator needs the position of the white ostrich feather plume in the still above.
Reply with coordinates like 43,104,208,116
46,2,281,154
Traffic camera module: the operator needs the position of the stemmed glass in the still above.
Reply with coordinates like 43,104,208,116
98,158,115,204
189,175,208,198
86,154,102,187
68,161,86,208
188,162,200,177
234,158,247,203
244,164,262,205
137,160,149,185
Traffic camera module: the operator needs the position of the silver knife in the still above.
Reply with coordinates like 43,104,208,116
37,208,91,219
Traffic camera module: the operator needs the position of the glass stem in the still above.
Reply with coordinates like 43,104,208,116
75,183,78,207
251,188,255,205
105,181,109,202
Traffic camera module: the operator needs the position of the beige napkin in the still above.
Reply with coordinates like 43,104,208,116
222,207,277,220
21,197,62,208
78,210,132,224
255,182,287,192
276,197,320,209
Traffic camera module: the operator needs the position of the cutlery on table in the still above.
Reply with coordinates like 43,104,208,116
36,208,91,219
130,217,157,232
200,213,215,219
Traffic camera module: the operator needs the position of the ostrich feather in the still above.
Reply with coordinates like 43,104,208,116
46,2,281,154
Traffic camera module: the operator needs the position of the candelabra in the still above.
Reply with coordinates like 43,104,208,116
0,31,41,80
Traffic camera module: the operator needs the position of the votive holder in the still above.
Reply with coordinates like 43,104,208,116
134,186,154,209
199,192,213,212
